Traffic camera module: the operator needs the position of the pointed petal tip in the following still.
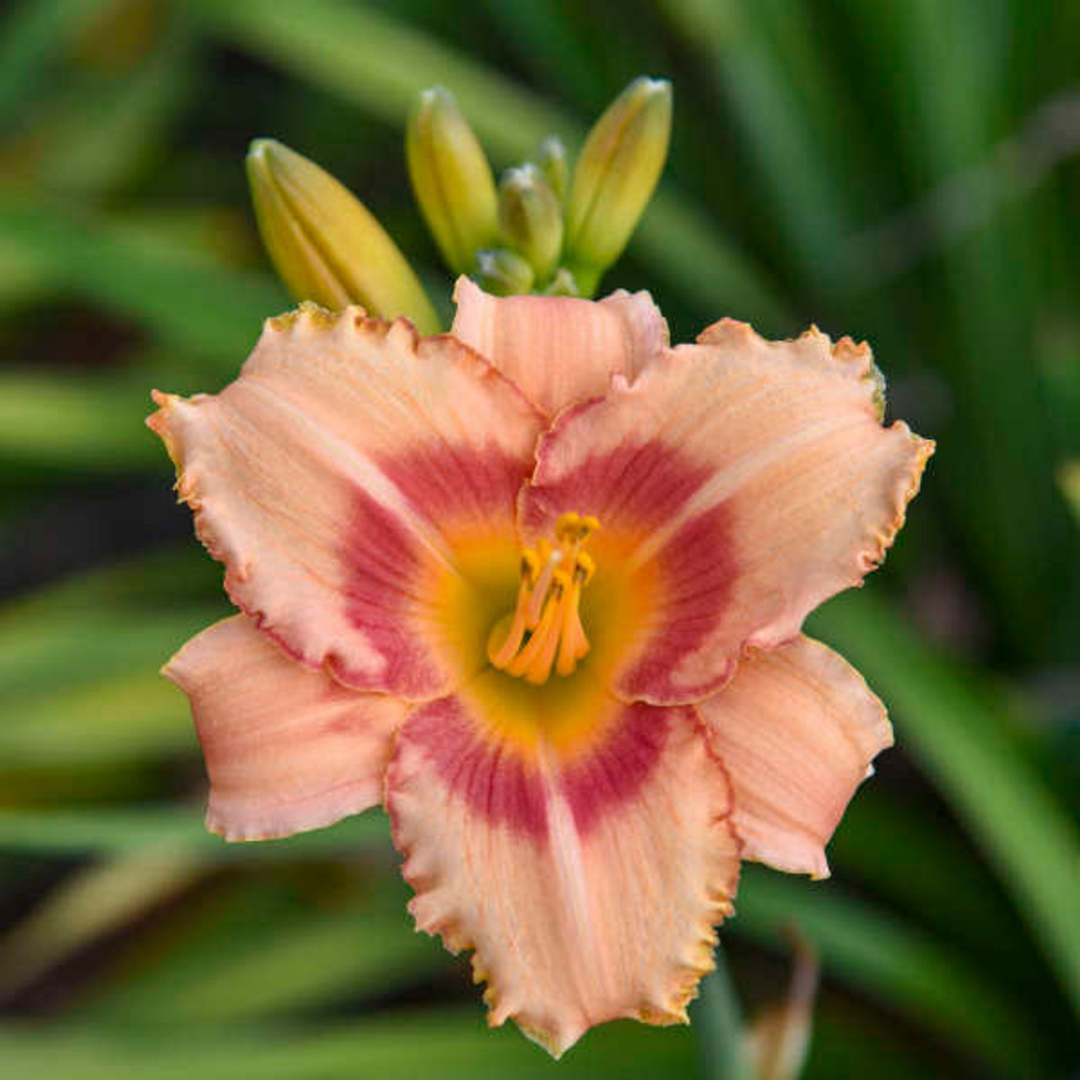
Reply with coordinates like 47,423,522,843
701,636,892,878
246,136,282,162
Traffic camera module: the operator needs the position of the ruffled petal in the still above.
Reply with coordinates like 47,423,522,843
451,276,667,417
520,321,933,704
164,615,405,841
699,635,891,878
386,675,740,1056
149,305,542,699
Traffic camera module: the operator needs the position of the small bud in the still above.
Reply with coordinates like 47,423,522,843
246,139,440,335
474,248,535,297
498,164,564,284
564,77,672,294
535,136,568,202
543,267,580,296
407,87,499,275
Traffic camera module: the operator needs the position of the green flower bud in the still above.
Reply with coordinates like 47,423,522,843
543,267,580,296
474,248,535,297
246,139,440,335
407,87,499,275
498,164,563,284
535,136,568,203
564,77,672,293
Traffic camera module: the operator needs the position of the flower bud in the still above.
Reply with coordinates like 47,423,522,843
474,248,535,297
543,267,580,296
535,136,568,202
246,139,440,335
407,87,499,275
564,77,672,294
745,932,819,1080
498,164,563,283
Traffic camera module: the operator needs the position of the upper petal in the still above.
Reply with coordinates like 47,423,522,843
386,673,740,1056
698,635,892,878
149,305,543,699
520,321,933,704
451,276,667,418
164,615,406,841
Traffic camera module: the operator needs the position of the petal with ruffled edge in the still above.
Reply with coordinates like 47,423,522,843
164,615,405,841
149,305,542,699
520,321,934,705
699,635,891,879
451,277,667,418
386,670,740,1056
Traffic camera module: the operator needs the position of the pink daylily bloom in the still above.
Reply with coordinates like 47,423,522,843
150,281,932,1056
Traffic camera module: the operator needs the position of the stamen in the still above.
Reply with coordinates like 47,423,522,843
526,546,563,628
509,569,570,684
488,514,601,684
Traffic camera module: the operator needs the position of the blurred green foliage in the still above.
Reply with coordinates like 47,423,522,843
0,1,1077,1077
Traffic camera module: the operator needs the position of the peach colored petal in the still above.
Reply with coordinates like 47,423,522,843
451,276,667,417
164,615,405,841
698,635,892,878
386,680,740,1056
149,304,542,699
520,321,933,704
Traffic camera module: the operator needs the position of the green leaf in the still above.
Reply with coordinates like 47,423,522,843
811,590,1080,1014
0,849,204,998
0,199,286,366
842,0,1076,659
693,946,755,1080
732,865,1041,1073
0,0,101,120
0,805,391,861
31,28,197,200
0,1013,695,1080
2,670,193,767
0,370,161,470
85,871,441,1025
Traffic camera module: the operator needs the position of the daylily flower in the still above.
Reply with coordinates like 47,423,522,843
149,280,932,1056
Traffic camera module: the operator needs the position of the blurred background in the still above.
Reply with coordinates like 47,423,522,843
1,1,1078,1077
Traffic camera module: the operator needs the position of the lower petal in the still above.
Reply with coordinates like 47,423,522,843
386,679,740,1055
698,635,892,878
164,616,406,841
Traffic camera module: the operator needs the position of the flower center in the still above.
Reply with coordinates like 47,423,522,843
486,512,600,685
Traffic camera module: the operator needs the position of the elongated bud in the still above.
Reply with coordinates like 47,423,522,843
535,136,568,202
407,87,499,275
475,248,535,296
564,77,672,294
498,165,563,283
246,139,440,334
745,932,820,1080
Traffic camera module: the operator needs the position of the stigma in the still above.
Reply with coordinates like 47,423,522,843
487,512,599,685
